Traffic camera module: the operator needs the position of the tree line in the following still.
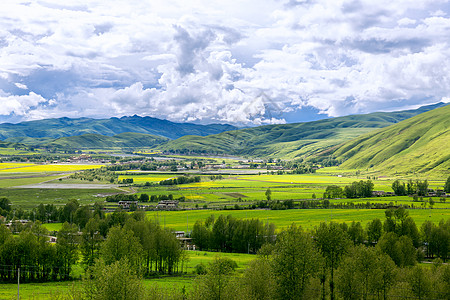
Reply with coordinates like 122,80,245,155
0,209,184,283
63,212,450,299
323,180,374,199
191,214,276,253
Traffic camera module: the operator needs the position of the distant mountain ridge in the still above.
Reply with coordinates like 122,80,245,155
45,132,170,149
0,115,237,142
157,102,448,159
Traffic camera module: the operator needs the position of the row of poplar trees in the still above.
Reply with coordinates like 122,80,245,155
0,209,184,283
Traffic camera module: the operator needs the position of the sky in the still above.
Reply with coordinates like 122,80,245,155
1,0,450,125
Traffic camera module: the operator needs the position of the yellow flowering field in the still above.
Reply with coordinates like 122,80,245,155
0,164,104,173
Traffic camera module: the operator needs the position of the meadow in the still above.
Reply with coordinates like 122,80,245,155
145,208,449,232
0,188,114,209
0,250,253,299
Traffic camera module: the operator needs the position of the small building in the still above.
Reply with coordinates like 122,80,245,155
157,200,179,210
372,191,386,197
174,231,185,238
118,201,138,209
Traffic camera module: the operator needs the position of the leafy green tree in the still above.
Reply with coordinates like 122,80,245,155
0,197,11,211
192,220,211,251
74,205,92,229
242,256,276,300
100,226,143,271
406,179,416,195
377,232,416,267
407,265,432,300
348,221,365,245
416,180,429,196
429,220,450,261
392,180,406,196
445,176,450,193
375,252,397,300
265,188,272,201
139,193,149,202
60,199,79,223
81,218,102,268
421,220,434,257
314,222,351,300
323,185,344,199
56,222,79,279
272,225,321,299
191,257,238,300
366,218,383,245
337,245,397,300
212,215,227,250
83,258,145,300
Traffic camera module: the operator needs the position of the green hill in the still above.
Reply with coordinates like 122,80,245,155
44,132,169,149
0,116,236,143
158,103,447,159
332,104,450,174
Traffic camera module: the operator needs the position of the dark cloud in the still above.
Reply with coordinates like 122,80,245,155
173,26,216,75
346,37,431,54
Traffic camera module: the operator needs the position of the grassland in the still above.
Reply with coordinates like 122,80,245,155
0,175,63,188
0,188,114,209
130,173,447,211
334,104,450,175
146,208,449,232
0,250,253,299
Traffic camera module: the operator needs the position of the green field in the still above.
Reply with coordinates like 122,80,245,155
145,208,449,232
0,188,115,209
0,250,253,299
0,175,63,188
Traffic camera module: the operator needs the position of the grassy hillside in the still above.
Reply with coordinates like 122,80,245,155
44,132,169,149
158,103,447,159
0,116,236,142
333,104,450,174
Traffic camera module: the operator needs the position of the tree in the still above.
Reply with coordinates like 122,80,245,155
323,185,344,199
60,199,79,223
56,222,79,279
100,226,143,271
74,205,92,229
83,258,145,300
272,225,321,299
265,188,272,201
314,222,351,300
0,197,11,212
377,232,416,267
242,256,276,300
416,180,429,196
445,176,450,193
139,193,149,202
366,218,383,245
421,220,434,258
348,221,365,245
81,218,102,268
429,221,450,261
191,220,211,251
337,245,377,300
191,257,238,300
407,265,432,300
392,180,406,196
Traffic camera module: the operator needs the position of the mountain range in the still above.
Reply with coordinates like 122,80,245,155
157,102,447,159
0,102,448,174
0,115,237,143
